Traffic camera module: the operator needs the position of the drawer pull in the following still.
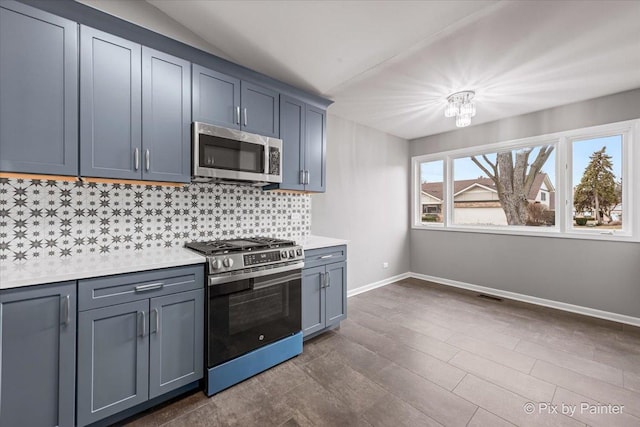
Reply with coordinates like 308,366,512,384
61,294,70,326
138,311,146,337
319,255,334,259
135,282,164,292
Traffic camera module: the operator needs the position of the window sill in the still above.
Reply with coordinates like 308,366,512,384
411,224,637,243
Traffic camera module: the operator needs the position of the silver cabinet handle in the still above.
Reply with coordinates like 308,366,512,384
138,311,146,337
61,294,70,326
152,308,159,335
299,170,305,185
135,282,164,292
320,255,333,259
243,108,248,126
326,273,331,288
320,272,325,289
145,149,150,171
236,106,241,125
305,171,310,185
134,148,140,171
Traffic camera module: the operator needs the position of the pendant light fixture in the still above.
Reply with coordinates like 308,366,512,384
445,91,476,127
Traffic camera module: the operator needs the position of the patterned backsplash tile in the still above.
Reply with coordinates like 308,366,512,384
0,178,310,261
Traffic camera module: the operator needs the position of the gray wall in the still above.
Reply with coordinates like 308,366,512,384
312,114,410,291
410,89,640,318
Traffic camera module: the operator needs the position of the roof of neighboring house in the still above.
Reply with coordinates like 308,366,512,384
421,173,553,201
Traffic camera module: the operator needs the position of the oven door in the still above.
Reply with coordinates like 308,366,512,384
207,268,301,367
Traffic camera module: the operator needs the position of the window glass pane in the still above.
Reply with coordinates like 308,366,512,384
420,161,444,224
572,135,623,230
452,145,556,227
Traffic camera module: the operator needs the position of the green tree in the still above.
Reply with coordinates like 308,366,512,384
573,147,618,225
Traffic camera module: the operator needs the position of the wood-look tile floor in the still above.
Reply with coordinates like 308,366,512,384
125,279,640,427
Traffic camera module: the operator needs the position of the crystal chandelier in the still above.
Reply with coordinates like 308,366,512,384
445,90,476,127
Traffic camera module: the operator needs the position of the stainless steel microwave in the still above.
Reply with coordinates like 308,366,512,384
192,122,282,186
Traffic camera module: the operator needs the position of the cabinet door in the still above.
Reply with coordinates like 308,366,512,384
80,25,142,180
149,289,204,399
305,105,326,192
278,95,306,191
301,266,326,337
241,81,279,137
325,261,347,326
0,1,78,175
0,281,76,427
142,47,191,183
77,300,149,426
192,64,240,129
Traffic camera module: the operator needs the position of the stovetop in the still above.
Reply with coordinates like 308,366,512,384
185,237,296,256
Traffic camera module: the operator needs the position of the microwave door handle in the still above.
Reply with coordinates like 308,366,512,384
265,143,270,175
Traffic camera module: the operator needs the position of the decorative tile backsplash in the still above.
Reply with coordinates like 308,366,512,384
0,178,310,261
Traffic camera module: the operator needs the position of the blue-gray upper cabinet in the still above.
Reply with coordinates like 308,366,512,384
0,281,76,427
304,105,326,192
142,47,191,183
192,64,279,138
0,1,78,176
192,64,240,129
241,81,279,137
279,95,306,191
80,25,142,180
276,95,326,192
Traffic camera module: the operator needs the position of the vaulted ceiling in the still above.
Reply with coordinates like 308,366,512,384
145,1,640,140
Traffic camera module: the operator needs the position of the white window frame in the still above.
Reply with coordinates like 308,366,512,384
411,119,639,242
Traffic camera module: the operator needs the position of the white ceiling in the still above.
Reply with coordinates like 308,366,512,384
146,0,640,140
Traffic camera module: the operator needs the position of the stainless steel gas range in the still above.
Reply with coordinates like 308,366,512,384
185,237,304,396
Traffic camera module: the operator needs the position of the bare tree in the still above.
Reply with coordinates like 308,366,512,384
470,146,554,225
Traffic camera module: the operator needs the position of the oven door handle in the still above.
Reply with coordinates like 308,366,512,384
208,262,305,286
252,273,301,290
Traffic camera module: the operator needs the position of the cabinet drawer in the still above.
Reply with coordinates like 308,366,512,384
303,245,347,269
78,265,204,311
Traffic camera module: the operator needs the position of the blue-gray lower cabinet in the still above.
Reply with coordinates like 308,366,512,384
0,0,78,176
149,289,204,399
0,281,76,427
76,265,204,426
301,245,347,339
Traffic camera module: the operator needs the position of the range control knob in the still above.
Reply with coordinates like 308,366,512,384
296,248,303,256
223,258,234,268
281,250,289,259
211,259,223,270
289,249,296,258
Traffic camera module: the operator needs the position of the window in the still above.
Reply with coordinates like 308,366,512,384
571,135,623,232
451,145,556,227
419,160,444,224
411,120,637,242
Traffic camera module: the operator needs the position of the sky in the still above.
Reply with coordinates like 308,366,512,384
420,135,622,188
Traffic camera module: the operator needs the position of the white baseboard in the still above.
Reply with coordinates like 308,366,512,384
347,272,411,298
410,272,640,328
345,270,640,327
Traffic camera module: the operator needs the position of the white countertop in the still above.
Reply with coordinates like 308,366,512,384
299,235,349,250
0,247,206,290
